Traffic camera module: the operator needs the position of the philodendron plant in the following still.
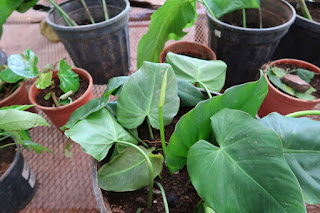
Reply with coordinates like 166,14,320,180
137,0,260,68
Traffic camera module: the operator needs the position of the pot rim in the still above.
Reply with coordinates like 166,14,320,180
0,82,25,106
206,0,296,33
0,142,20,182
265,58,320,104
29,67,93,111
46,0,130,32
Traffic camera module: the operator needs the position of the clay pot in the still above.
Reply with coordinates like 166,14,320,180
159,41,216,63
258,59,320,117
0,82,31,108
29,67,94,128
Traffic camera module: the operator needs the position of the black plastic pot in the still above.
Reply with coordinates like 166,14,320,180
0,145,36,213
46,0,130,84
272,2,320,67
207,0,296,88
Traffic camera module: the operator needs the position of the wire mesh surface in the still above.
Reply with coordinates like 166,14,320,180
0,2,320,213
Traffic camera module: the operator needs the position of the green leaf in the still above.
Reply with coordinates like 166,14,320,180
137,0,197,68
117,62,180,130
65,108,137,161
13,130,51,153
177,78,205,107
295,68,315,83
63,141,73,158
0,105,33,111
0,109,49,131
44,93,51,100
204,0,260,18
282,83,296,96
58,59,79,93
105,76,129,97
260,113,320,204
188,109,306,213
295,92,316,101
271,67,286,78
0,0,24,38
7,49,39,79
166,52,227,92
16,0,38,13
166,73,268,172
194,201,216,213
36,71,52,89
61,95,110,131
98,146,163,192
268,72,295,96
0,68,25,83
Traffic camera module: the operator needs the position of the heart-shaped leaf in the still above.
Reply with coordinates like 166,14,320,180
177,78,205,107
65,108,137,161
58,59,79,93
98,146,163,192
117,62,179,129
105,76,129,97
187,109,306,213
166,73,268,172
166,52,227,92
260,113,320,204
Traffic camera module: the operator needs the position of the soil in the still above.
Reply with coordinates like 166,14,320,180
0,138,16,177
100,108,201,213
270,63,320,98
296,2,320,22
36,77,89,107
0,83,19,101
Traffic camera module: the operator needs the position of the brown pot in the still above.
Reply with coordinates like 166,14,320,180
0,82,31,107
159,41,216,63
29,67,94,128
258,59,320,117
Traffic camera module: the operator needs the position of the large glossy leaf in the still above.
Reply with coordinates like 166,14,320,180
65,108,137,161
0,109,49,131
136,0,197,68
0,68,25,83
177,78,205,107
98,146,163,192
187,109,306,213
105,76,129,97
260,113,320,204
204,0,260,18
166,73,268,172
7,49,39,79
166,52,227,92
117,62,179,129
16,0,38,13
58,59,79,93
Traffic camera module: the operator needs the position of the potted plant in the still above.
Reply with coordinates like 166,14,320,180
28,55,94,128
45,0,130,84
137,0,296,88
0,105,50,213
272,0,320,67
258,58,320,117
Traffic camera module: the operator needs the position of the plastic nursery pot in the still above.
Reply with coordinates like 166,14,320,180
159,41,217,63
272,2,320,67
0,144,36,213
0,82,31,108
258,59,320,117
46,0,130,84
207,0,296,88
29,67,94,128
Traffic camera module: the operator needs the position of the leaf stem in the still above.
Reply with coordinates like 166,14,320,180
158,69,168,156
286,110,320,118
259,5,262,28
48,0,78,26
297,0,312,20
51,92,60,107
102,0,109,21
0,142,16,149
116,141,154,209
146,117,154,140
156,182,169,213
242,9,247,28
127,129,149,148
198,81,212,98
201,0,216,19
80,0,95,24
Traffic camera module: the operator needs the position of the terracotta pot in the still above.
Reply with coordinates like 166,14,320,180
258,59,320,117
159,41,216,63
29,67,94,128
0,82,31,107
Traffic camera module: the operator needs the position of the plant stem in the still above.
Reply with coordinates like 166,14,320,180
146,117,154,140
242,9,247,28
48,0,78,26
102,0,109,21
297,0,312,20
286,110,320,118
259,6,262,28
127,129,149,148
156,182,169,213
158,69,168,156
201,0,216,19
185,179,191,187
51,92,60,107
198,81,212,99
0,142,16,149
80,0,95,24
116,141,154,209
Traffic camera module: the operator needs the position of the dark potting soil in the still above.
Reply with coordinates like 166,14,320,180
36,77,89,107
0,138,16,177
296,3,320,23
0,83,18,101
271,63,320,98
100,108,201,213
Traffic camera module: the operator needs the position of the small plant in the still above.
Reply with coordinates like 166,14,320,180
297,0,312,20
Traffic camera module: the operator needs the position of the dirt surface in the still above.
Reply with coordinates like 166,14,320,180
296,3,320,22
0,138,16,177
36,77,89,107
0,83,19,101
100,108,201,213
